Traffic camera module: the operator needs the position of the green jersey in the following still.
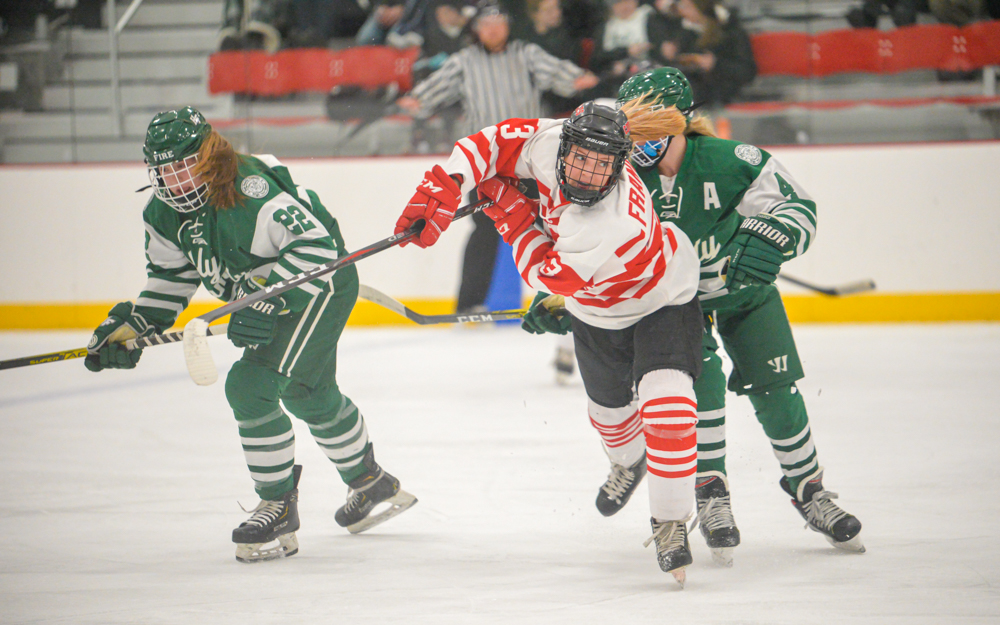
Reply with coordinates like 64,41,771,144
635,136,817,301
135,154,347,331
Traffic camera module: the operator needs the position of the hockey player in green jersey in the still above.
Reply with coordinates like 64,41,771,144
523,68,864,562
619,67,862,559
84,107,417,562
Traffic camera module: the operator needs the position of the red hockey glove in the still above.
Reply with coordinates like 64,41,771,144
479,177,538,245
395,164,462,248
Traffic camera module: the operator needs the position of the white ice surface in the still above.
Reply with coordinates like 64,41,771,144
1,324,999,624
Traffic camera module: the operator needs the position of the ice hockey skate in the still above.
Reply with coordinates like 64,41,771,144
644,517,692,587
595,452,647,517
554,346,575,385
693,472,741,566
232,464,302,563
335,446,417,534
781,469,865,553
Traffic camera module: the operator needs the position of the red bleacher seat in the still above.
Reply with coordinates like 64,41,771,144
579,38,595,70
811,29,881,76
882,24,971,73
749,31,812,77
750,20,1000,78
964,20,1000,68
208,46,420,96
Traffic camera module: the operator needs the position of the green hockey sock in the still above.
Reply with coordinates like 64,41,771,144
696,407,727,476
748,384,819,494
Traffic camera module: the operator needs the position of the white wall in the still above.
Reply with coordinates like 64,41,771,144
1,142,998,304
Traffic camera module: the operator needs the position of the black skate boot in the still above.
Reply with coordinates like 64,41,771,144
335,446,417,534
693,472,741,567
232,464,302,563
644,517,692,587
554,346,575,385
595,452,647,517
780,469,865,553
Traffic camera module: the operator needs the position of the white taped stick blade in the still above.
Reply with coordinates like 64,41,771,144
183,318,218,386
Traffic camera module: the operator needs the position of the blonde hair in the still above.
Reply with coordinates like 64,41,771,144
619,94,718,141
192,130,244,210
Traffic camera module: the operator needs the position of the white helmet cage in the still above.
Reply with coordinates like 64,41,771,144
147,154,210,213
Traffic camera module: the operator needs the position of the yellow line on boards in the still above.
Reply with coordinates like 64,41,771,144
0,293,999,330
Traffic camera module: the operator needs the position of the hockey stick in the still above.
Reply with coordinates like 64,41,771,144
777,273,877,297
0,323,229,371
358,284,531,324
182,197,495,386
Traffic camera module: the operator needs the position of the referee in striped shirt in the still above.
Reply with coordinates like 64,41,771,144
398,0,599,314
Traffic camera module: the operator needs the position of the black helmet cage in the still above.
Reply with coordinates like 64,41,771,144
557,103,632,207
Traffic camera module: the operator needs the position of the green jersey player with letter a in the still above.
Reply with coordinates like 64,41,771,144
614,68,864,561
84,107,416,562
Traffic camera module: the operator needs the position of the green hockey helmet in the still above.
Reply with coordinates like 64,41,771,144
617,66,695,113
143,107,212,213
616,68,695,168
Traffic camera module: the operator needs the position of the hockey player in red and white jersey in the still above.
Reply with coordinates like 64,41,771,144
395,102,704,585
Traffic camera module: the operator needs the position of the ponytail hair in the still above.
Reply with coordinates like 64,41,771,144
619,94,718,141
192,129,244,210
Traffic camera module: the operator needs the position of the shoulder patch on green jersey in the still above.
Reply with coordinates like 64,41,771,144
734,144,762,166
240,175,270,199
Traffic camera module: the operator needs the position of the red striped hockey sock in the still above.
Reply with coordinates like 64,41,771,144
588,399,645,467
639,369,698,521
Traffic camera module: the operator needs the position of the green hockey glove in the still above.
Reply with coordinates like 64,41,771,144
227,277,288,348
521,292,571,335
85,301,155,372
725,214,796,291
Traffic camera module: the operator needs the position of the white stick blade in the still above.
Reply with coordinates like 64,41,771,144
183,318,218,386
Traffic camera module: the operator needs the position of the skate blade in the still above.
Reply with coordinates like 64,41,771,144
827,533,866,553
670,567,687,588
346,490,418,534
235,532,299,563
710,547,734,567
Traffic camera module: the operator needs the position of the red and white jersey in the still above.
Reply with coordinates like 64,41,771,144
443,117,699,329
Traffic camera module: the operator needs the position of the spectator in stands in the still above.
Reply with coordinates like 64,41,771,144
396,0,598,315
588,0,657,95
421,0,476,60
648,0,695,68
385,0,436,47
561,0,606,41
846,0,925,28
516,0,580,63
355,0,408,45
287,0,369,47
219,0,294,52
652,0,756,107
928,0,987,25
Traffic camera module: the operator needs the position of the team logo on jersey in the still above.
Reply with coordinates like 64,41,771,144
241,175,270,199
734,144,762,166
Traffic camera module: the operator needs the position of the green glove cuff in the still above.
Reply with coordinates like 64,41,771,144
726,215,795,290
85,301,154,371
521,291,571,336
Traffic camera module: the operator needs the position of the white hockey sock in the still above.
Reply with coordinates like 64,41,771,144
238,410,297,491
306,397,371,474
639,369,698,521
588,399,645,468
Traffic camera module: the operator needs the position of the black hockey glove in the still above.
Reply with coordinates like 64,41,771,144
521,291,571,335
85,301,155,372
725,214,795,291
228,277,288,348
